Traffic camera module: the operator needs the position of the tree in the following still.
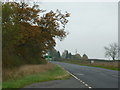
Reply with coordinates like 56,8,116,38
47,48,61,60
68,53,72,59
104,43,119,60
62,50,68,59
57,51,61,58
75,54,81,59
82,54,88,60
2,2,70,68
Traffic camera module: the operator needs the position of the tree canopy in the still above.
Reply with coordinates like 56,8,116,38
2,2,70,68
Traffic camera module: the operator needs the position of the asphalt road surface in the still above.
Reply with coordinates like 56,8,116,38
51,61,119,88
24,77,87,88
23,61,119,88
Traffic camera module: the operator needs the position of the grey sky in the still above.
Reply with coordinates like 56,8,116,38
39,2,118,59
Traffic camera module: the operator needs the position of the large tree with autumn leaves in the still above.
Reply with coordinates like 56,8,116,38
2,2,70,68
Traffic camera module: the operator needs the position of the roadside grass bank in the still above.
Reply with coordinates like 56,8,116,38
59,59,120,71
2,63,71,88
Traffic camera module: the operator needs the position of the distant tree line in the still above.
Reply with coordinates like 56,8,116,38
47,49,88,60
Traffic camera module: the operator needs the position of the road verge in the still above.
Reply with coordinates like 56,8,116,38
2,63,71,88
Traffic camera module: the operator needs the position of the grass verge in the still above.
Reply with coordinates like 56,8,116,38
2,63,70,88
59,60,120,71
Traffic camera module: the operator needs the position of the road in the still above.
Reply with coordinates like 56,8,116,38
23,61,119,88
23,77,87,88
52,61,119,88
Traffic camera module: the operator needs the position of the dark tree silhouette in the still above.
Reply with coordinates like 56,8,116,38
104,43,119,60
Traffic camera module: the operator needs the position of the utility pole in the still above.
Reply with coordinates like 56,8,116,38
75,49,77,54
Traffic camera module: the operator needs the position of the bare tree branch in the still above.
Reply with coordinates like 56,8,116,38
104,43,119,60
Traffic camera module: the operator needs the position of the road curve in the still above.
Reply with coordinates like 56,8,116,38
51,61,119,88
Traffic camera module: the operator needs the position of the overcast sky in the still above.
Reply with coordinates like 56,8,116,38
39,1,118,59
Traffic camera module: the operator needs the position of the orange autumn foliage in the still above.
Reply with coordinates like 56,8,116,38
2,2,70,68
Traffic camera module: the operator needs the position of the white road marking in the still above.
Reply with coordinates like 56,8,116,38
57,65,92,89
88,87,92,89
82,82,85,84
66,71,92,89
66,71,79,80
111,75,120,77
85,84,88,86
75,73,84,76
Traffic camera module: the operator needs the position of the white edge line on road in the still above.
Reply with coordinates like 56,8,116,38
85,84,88,86
82,82,85,84
66,71,92,89
88,87,92,89
57,64,92,89
66,71,79,80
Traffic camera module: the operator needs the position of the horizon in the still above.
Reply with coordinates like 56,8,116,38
2,1,118,60
39,2,118,60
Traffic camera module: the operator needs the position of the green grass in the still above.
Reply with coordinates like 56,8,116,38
77,64,120,71
0,82,2,90
59,60,120,71
86,64,120,71
2,65,70,88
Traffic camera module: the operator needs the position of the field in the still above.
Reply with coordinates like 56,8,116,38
59,59,120,71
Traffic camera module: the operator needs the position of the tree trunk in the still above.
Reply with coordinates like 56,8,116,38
112,56,115,60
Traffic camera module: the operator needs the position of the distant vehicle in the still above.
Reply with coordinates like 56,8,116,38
44,55,52,61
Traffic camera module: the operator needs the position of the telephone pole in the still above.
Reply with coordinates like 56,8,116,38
75,49,77,54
